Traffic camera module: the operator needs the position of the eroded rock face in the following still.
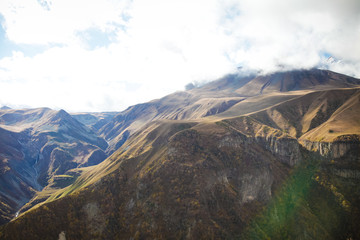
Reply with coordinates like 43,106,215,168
255,136,301,166
239,168,273,204
166,128,282,209
300,138,360,160
217,132,302,167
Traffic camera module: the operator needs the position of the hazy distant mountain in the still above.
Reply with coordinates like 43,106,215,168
0,69,360,239
71,112,118,133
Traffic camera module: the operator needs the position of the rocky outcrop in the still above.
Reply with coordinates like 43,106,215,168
218,132,301,167
255,136,301,166
239,168,273,204
221,116,303,167
300,135,360,160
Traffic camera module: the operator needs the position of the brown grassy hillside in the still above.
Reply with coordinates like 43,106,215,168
1,69,360,239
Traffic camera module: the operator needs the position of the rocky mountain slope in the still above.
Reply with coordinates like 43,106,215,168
0,69,359,239
0,108,108,224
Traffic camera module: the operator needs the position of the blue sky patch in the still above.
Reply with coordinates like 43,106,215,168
77,27,117,50
0,14,63,58
320,51,332,59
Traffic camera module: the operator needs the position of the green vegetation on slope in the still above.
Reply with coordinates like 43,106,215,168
243,150,358,240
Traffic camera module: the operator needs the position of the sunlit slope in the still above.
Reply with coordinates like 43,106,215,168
238,88,360,141
235,68,360,96
300,89,360,142
1,69,360,239
2,108,359,239
100,69,360,153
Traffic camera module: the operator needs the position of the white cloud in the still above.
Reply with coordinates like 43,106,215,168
0,0,359,112
0,0,130,45
221,0,360,74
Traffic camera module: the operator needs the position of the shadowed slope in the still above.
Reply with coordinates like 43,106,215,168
0,119,295,239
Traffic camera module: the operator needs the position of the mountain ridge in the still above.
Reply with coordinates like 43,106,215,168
0,69,360,239
97,69,360,154
0,108,109,224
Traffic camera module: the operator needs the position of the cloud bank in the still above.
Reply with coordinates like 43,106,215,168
0,0,359,112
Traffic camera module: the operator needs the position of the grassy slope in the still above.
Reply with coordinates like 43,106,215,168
100,69,360,153
300,89,360,142
2,88,360,238
243,151,359,240
0,120,292,239
242,88,360,142
1,70,360,238
2,113,359,239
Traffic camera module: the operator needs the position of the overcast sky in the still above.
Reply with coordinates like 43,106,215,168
0,0,359,112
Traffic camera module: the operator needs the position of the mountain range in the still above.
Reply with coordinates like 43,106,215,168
0,69,360,239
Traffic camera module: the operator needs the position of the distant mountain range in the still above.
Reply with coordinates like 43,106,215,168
0,69,360,239
0,108,108,224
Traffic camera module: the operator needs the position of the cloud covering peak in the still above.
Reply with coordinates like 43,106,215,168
0,0,359,111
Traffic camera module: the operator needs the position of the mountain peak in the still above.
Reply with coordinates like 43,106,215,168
232,68,360,96
1,69,360,239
